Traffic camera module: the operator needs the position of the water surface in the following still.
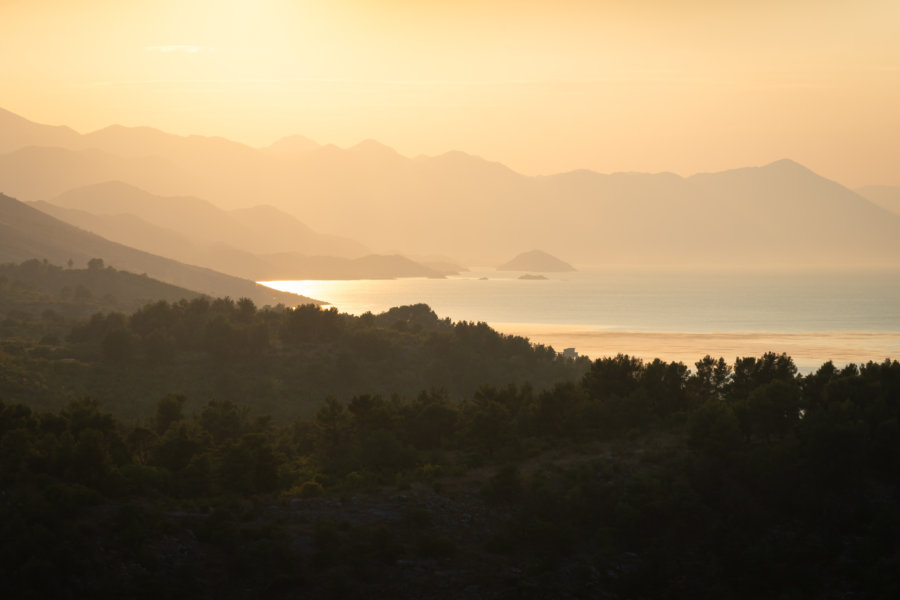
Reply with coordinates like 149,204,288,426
263,268,900,371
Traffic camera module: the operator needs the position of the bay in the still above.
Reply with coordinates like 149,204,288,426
262,268,900,371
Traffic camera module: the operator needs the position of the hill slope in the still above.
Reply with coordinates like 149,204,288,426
0,193,317,306
48,181,366,258
856,185,900,217
32,185,446,280
0,258,202,319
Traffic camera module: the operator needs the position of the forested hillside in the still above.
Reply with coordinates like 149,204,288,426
0,263,587,418
1,349,897,598
1,262,898,598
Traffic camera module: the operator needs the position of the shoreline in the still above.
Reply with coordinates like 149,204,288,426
490,324,900,372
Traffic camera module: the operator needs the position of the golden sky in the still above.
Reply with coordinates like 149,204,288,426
2,0,899,186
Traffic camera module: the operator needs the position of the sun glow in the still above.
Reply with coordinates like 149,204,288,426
2,0,899,185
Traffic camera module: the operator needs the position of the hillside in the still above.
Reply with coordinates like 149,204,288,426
46,181,366,258
0,300,587,418
856,185,900,217
497,250,575,272
34,182,457,280
0,259,201,324
1,339,897,598
0,193,316,307
32,197,448,281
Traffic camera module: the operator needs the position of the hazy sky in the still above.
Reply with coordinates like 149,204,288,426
2,0,899,186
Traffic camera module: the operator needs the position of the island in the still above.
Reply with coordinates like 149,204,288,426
497,249,576,272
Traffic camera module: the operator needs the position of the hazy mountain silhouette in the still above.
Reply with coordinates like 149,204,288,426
0,107,80,153
258,253,447,280
46,181,364,257
0,193,316,306
31,200,205,263
228,204,365,257
262,134,321,158
3,107,900,267
31,183,445,280
0,146,190,201
498,250,575,272
28,200,273,280
856,185,900,217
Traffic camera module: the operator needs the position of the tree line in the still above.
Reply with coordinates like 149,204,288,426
1,351,898,596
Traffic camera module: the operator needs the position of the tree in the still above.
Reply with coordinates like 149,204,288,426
642,358,689,418
406,389,458,450
692,355,731,402
582,354,644,401
688,401,742,460
218,433,280,494
281,304,343,343
101,330,133,362
730,353,797,402
463,392,513,457
199,399,248,445
736,379,801,442
154,394,186,436
315,397,348,452
236,297,257,322
87,258,105,271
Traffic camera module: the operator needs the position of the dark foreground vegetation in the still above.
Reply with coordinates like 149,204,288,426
1,260,899,598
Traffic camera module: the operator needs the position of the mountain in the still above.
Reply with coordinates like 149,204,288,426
4,108,900,267
31,184,443,281
228,204,365,257
0,146,191,201
262,134,320,158
49,181,248,246
42,180,365,260
259,253,446,280
28,200,265,279
0,107,81,153
0,193,318,307
498,250,575,272
856,185,900,217
33,180,455,279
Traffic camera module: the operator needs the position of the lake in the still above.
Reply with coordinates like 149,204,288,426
261,268,900,372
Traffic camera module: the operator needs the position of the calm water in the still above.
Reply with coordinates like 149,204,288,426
262,268,900,370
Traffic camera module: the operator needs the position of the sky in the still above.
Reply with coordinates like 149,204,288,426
1,0,899,186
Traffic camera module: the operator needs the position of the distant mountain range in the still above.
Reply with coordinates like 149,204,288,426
3,107,900,268
0,193,317,307
29,182,449,281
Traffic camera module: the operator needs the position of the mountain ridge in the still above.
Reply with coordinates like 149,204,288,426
3,107,899,267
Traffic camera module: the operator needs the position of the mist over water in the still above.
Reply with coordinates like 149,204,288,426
263,268,900,371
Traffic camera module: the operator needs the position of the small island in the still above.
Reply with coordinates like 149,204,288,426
497,249,575,272
518,273,549,280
